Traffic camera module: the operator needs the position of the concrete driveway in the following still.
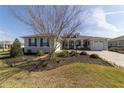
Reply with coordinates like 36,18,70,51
86,51,124,67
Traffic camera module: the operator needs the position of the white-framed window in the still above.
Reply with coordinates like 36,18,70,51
100,41,103,43
29,38,37,46
94,41,98,43
40,38,49,46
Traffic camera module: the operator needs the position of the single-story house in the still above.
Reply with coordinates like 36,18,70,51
0,41,13,49
22,34,109,53
108,35,124,47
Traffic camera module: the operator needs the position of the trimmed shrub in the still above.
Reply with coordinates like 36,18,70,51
56,58,61,63
90,54,100,59
42,61,49,67
36,50,44,56
80,51,88,55
54,50,69,57
10,38,24,58
55,52,67,57
55,57,61,63
63,50,69,55
69,50,77,56
54,52,62,57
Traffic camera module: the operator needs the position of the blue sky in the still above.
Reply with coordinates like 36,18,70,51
0,5,124,42
0,6,33,42
80,5,124,38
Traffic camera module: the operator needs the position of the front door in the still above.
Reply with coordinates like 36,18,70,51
83,40,90,50
69,40,74,49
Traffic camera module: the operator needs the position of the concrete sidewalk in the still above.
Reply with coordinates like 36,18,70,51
86,51,124,67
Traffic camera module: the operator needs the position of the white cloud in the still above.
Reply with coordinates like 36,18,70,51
106,11,124,15
0,30,11,41
82,7,119,32
0,30,10,35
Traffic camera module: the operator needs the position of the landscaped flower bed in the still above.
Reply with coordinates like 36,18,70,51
1,51,113,72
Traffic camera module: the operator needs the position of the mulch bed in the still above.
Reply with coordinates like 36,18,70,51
34,55,113,71
1,54,113,72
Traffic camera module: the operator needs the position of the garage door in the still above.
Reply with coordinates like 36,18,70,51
93,41,104,51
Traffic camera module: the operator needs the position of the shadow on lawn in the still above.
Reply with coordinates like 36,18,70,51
1,54,48,72
0,67,22,87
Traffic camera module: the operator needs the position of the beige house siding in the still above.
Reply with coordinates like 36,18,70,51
22,34,109,53
23,37,61,53
24,38,50,53
62,37,108,50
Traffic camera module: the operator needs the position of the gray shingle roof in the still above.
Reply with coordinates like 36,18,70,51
21,34,110,40
110,35,124,41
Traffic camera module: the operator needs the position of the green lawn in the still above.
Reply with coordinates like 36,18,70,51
0,49,10,54
0,60,124,88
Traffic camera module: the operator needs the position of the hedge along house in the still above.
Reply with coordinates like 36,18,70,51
22,34,109,53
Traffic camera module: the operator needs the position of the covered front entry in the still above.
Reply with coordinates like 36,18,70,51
83,39,90,50
62,40,68,49
69,40,74,49
61,38,107,51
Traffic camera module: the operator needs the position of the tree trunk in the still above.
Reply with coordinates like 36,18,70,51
48,38,56,62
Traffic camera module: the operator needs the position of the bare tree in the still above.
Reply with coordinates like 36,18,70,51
10,5,82,57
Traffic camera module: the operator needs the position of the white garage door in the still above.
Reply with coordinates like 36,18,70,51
93,41,104,51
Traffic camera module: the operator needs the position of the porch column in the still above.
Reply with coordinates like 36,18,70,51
74,40,76,49
81,40,84,48
67,40,69,49
37,38,40,47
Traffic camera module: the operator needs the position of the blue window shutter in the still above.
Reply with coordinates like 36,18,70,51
29,38,31,46
40,38,43,46
47,39,49,46
35,38,37,46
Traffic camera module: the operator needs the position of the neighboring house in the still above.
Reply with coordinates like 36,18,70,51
0,41,13,49
22,34,108,53
109,35,124,47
